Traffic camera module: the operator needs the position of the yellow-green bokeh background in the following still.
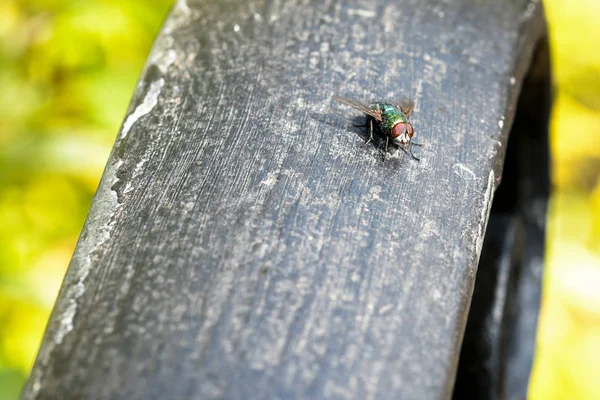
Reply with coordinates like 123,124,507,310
0,1,598,398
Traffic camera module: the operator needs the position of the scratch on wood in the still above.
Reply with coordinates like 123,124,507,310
347,9,376,18
453,163,476,180
378,304,394,315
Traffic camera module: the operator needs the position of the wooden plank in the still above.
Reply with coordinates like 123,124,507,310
22,0,548,399
454,39,551,400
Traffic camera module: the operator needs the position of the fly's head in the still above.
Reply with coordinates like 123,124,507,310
391,122,415,148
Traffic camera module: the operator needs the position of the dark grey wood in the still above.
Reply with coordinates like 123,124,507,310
454,39,551,400
22,0,548,399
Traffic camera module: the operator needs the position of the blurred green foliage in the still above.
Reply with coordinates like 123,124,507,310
1,0,600,399
529,1,600,400
0,0,173,397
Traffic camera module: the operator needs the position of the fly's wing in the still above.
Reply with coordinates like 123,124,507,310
332,95,382,121
395,99,415,118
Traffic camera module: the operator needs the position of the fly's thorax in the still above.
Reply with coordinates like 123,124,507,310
373,103,409,135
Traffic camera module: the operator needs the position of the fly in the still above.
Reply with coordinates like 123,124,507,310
333,95,422,161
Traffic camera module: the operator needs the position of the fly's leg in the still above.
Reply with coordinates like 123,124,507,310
409,149,420,161
407,140,422,161
381,136,389,161
401,144,421,161
409,141,421,161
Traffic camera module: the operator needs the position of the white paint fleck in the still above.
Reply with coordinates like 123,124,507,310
420,218,441,240
233,24,240,32
379,304,393,315
145,0,197,76
122,151,152,195
453,163,476,180
438,11,445,18
54,298,77,344
253,13,262,21
480,119,485,124
32,381,40,395
383,5,394,33
348,9,376,18
260,172,278,187
523,2,536,20
309,52,319,69
423,53,431,62
121,78,165,139
510,76,516,85
53,281,87,343
150,48,177,74
176,0,190,13
164,0,193,34
498,119,504,129
367,185,383,202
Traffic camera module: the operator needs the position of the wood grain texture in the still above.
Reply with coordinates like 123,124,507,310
22,0,547,399
453,39,551,400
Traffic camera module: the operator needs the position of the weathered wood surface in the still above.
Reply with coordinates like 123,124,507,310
454,40,551,400
23,0,548,399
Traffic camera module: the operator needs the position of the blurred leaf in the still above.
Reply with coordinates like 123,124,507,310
589,182,600,254
560,67,600,112
0,2,173,394
72,68,146,128
0,293,49,374
530,189,600,400
0,369,26,400
0,68,43,144
0,1,21,39
546,0,600,111
1,127,112,188
550,92,600,191
527,2,600,399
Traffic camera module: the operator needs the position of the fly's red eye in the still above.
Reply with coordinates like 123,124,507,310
407,123,414,138
391,123,408,139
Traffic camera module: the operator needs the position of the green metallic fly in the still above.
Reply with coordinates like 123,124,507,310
333,95,422,161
